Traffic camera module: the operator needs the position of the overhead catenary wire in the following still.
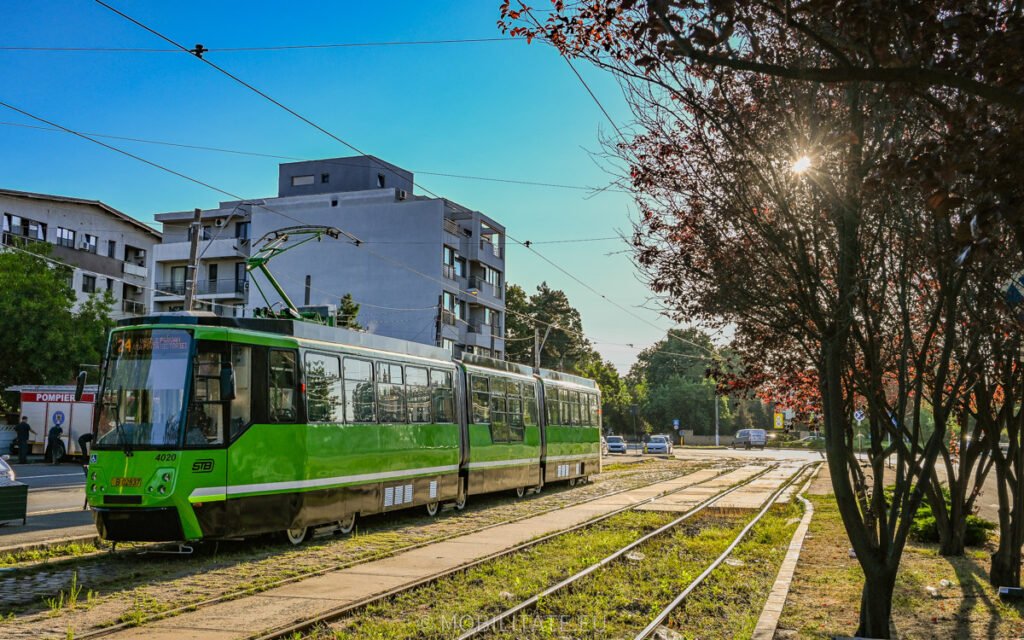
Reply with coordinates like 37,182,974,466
0,37,515,53
0,121,629,195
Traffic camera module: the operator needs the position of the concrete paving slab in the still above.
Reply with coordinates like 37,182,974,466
98,466,736,640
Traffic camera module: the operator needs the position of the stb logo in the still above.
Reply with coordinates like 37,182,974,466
192,459,214,473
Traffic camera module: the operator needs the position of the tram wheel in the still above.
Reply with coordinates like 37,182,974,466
568,478,577,487
425,501,440,517
454,493,467,511
283,526,310,545
514,486,526,499
336,513,356,535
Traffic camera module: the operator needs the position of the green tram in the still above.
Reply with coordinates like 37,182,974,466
85,314,601,544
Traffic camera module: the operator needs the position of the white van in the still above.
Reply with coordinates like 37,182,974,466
733,429,767,450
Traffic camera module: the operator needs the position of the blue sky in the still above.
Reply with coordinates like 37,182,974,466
0,1,677,371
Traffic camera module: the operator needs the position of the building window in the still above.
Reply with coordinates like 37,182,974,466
56,227,76,248
441,338,455,351
106,278,114,292
107,239,117,258
291,175,315,187
235,221,250,240
321,173,330,184
377,173,386,188
82,274,96,293
83,234,98,253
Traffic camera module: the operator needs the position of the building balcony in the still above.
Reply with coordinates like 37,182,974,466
480,239,503,260
152,238,246,262
196,278,247,296
122,299,148,315
440,309,457,326
154,281,186,298
469,321,501,336
443,218,461,236
468,275,502,300
122,262,147,278
2,231,46,247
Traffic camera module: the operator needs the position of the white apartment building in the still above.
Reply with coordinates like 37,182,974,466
0,189,161,319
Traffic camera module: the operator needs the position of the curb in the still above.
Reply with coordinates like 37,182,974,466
0,533,101,558
751,466,819,639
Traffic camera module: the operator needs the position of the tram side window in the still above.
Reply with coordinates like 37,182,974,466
377,362,406,423
406,366,431,423
343,357,375,423
230,344,252,440
471,375,490,424
305,352,342,423
430,369,455,423
489,377,509,442
590,393,601,427
545,386,560,425
523,383,538,427
507,381,524,442
572,391,583,426
582,393,593,426
269,350,298,423
559,388,573,426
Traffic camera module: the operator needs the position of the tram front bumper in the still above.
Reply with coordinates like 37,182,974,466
93,506,185,542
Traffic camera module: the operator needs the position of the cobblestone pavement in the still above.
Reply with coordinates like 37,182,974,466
0,459,710,640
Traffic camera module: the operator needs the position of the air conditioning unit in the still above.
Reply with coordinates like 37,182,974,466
214,219,226,228
79,240,90,250
396,189,408,201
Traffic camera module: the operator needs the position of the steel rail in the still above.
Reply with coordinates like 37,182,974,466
633,462,822,640
456,462,813,639
73,462,731,639
253,464,780,640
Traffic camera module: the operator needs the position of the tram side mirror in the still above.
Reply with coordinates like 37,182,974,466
74,371,87,402
220,364,236,401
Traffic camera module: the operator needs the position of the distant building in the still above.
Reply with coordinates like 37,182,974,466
0,188,161,320
149,156,506,358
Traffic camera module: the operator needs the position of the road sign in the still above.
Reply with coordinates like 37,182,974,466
854,409,865,423
773,412,784,429
672,418,680,430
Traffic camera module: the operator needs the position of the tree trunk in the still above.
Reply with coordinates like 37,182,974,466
990,539,1021,589
938,516,967,556
857,566,897,639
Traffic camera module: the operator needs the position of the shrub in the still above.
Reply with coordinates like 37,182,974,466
885,486,996,547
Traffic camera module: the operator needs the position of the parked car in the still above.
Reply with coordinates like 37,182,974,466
600,436,609,456
0,455,14,482
644,435,673,455
606,435,627,454
733,429,767,450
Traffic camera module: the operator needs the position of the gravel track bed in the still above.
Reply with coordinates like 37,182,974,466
0,459,703,639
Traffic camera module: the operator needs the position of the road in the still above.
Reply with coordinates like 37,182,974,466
0,462,93,549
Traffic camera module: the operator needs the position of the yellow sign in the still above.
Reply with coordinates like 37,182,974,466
773,412,785,429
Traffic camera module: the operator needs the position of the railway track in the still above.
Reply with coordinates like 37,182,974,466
452,462,818,640
247,463,783,640
65,462,739,640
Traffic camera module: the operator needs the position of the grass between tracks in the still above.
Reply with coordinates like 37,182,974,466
777,496,1024,639
321,503,801,640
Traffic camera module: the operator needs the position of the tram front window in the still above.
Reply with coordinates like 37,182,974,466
95,329,192,449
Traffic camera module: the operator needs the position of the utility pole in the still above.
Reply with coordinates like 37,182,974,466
714,393,720,446
534,326,552,371
183,208,202,311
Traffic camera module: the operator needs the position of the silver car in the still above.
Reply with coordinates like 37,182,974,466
0,454,15,482
644,435,672,454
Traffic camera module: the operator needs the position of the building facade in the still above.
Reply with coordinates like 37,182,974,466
0,189,161,320
149,156,506,358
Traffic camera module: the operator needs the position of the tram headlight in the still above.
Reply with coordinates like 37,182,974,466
162,473,172,483
90,472,97,480
158,485,167,494
90,484,96,492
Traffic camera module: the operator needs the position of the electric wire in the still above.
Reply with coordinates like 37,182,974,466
0,38,515,53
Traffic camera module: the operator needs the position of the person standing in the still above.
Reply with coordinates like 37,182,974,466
45,423,64,463
14,416,35,464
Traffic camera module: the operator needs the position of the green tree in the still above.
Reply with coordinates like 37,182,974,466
580,357,630,434
503,283,533,364
336,293,362,329
504,282,595,373
0,244,114,390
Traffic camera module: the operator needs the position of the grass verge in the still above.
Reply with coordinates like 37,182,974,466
777,496,1024,639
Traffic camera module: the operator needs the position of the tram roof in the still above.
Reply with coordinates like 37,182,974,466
117,313,453,363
